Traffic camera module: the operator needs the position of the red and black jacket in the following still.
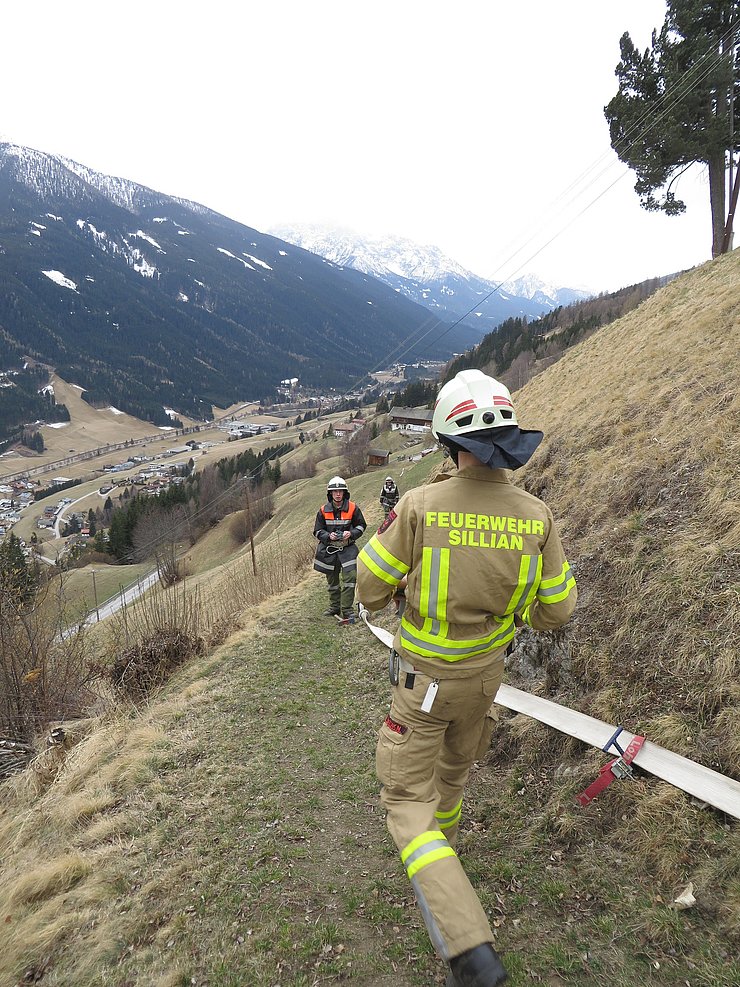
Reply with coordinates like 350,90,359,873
313,497,366,572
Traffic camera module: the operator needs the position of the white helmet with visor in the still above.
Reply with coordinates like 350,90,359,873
327,475,349,500
432,369,542,471
432,369,517,438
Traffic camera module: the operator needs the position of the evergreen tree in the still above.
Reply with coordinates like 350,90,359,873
93,530,108,553
605,1,740,256
0,533,38,600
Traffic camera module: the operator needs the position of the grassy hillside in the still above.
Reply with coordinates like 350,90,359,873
1,251,738,986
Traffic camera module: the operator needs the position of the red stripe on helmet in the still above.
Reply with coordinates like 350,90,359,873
445,399,476,422
492,397,514,407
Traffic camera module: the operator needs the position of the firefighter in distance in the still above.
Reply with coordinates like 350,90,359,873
313,476,366,622
380,475,400,518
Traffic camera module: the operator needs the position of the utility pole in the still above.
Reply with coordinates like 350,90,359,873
92,569,100,621
721,14,738,253
721,166,739,253
245,487,257,576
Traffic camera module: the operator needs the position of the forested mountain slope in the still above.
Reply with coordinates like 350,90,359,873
0,143,475,436
443,273,677,390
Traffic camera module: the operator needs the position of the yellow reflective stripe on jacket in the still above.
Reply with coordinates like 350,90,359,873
435,798,462,831
358,535,410,586
504,554,542,615
400,614,516,661
537,561,576,604
400,830,457,879
420,547,449,622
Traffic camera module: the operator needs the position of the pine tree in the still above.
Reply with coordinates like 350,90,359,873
0,533,38,600
605,1,740,256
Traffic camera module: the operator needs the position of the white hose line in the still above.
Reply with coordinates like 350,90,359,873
358,607,740,820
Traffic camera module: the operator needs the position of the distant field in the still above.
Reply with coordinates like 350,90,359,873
0,375,336,482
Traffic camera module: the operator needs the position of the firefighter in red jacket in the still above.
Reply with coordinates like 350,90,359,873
313,476,366,622
357,370,577,987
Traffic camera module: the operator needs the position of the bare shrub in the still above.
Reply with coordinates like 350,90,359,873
281,452,318,484
0,577,99,741
110,629,201,700
342,426,372,478
229,510,249,545
103,582,204,701
132,504,191,587
228,482,275,547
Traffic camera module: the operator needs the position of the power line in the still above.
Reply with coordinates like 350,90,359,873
374,22,739,363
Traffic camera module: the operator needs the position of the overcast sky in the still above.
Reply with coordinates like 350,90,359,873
1,1,721,293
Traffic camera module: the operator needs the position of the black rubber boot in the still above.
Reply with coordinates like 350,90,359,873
446,944,508,987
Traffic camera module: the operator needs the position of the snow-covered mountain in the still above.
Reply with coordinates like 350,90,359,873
269,225,591,334
0,143,478,436
499,273,591,308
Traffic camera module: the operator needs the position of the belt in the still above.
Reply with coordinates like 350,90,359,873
577,727,646,806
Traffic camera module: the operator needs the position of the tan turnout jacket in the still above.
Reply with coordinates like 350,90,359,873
357,464,577,677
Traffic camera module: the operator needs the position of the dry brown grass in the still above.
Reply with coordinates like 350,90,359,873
511,250,740,781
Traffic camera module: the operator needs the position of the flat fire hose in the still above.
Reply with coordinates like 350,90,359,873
358,606,740,821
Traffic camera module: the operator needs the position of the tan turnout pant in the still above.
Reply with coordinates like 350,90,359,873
376,657,504,961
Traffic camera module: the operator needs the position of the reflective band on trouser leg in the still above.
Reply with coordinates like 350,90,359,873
435,798,462,832
401,830,456,879
400,830,493,960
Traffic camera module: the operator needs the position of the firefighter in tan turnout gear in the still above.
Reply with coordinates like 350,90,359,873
313,476,366,623
357,370,577,987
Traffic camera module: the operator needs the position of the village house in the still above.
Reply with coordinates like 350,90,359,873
332,422,361,440
367,447,391,467
389,406,434,432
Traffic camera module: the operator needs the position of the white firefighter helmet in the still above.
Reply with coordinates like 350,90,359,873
432,369,518,440
384,476,393,484
327,475,349,499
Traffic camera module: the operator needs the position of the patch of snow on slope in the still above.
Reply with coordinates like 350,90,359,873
130,231,165,252
217,247,255,270
42,270,78,291
123,245,158,278
243,253,272,270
